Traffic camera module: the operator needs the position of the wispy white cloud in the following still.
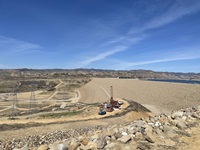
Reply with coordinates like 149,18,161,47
0,36,42,55
77,0,200,68
127,56,200,67
80,46,128,67
114,49,200,69
102,35,145,46
129,0,200,34
78,34,145,67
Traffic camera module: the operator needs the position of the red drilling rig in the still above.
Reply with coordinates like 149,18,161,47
109,86,120,108
99,86,120,114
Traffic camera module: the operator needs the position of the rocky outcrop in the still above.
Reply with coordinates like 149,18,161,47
1,106,200,150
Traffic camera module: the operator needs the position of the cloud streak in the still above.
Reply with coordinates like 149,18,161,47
129,0,200,34
118,51,200,69
74,0,200,69
0,36,42,55
80,46,128,67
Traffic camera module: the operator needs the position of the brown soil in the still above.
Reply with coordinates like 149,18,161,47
79,78,200,114
178,123,200,150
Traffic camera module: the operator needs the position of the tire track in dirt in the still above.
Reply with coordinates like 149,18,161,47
78,78,200,114
79,81,110,104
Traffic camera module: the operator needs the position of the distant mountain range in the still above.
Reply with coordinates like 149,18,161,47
0,68,199,80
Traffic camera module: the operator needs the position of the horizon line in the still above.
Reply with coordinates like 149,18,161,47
0,67,199,74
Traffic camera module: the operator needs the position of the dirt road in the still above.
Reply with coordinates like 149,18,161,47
47,79,63,100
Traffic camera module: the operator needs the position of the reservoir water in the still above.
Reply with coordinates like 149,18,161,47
147,79,200,84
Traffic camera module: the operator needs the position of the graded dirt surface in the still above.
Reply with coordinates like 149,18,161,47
178,123,200,150
0,111,150,141
0,99,129,124
79,78,200,114
1,77,200,148
0,96,152,141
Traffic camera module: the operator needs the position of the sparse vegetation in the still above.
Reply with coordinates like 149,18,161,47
40,110,83,118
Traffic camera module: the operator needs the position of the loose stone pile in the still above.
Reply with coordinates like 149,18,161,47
1,105,200,150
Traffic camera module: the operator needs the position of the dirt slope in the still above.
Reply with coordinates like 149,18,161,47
79,78,200,114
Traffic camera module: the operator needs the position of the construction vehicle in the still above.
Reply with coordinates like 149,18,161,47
106,104,114,112
118,101,124,105
98,107,106,115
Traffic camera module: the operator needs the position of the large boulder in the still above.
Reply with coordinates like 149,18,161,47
163,125,176,137
176,120,187,129
171,111,183,119
97,136,107,149
68,139,80,150
37,144,49,150
118,135,131,143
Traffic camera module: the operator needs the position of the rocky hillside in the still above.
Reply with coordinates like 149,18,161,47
1,106,200,150
0,69,200,80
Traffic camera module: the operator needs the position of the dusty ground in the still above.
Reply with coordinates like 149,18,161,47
0,98,151,141
178,123,200,150
0,99,129,124
1,77,200,150
79,78,200,114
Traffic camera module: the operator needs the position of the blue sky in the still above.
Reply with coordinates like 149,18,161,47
0,0,200,72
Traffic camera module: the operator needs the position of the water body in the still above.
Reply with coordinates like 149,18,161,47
147,79,200,84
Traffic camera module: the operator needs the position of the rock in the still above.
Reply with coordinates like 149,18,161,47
163,139,176,147
144,135,154,143
155,121,161,127
121,132,128,136
4,142,11,150
196,105,200,111
104,143,116,149
171,111,183,119
52,108,57,111
118,135,131,143
16,144,29,150
97,136,107,149
110,135,116,141
113,133,122,139
169,120,178,126
133,120,144,127
79,137,89,146
163,125,176,137
137,141,151,150
143,125,152,133
135,132,143,138
37,144,49,150
49,143,69,150
176,120,187,129
90,134,99,142
58,144,68,150
68,140,80,150
78,145,90,150
124,141,137,150
112,128,119,133
87,142,97,150
182,116,187,120
175,130,192,137
60,103,67,109
192,113,199,119
147,122,154,126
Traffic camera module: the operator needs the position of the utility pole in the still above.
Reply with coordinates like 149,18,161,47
10,82,20,117
10,92,18,117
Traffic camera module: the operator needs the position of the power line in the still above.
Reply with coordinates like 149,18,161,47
29,84,36,114
10,92,18,117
